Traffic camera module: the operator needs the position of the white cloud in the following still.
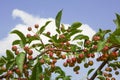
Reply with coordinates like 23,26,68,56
0,9,96,56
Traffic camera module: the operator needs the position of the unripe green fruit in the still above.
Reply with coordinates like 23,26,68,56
115,71,119,75
84,63,89,68
73,66,80,72
108,73,112,77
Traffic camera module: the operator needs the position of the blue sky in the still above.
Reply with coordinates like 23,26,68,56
0,0,120,39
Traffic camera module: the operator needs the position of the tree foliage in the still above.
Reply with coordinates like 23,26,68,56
0,11,120,80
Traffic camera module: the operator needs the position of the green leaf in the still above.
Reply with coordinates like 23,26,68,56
69,29,82,38
11,30,26,47
16,52,25,73
97,75,105,80
73,34,89,41
97,70,102,75
55,10,62,29
37,21,51,34
97,40,106,52
63,76,71,80
87,68,95,76
6,50,14,60
12,40,21,45
55,66,65,76
30,62,42,80
70,44,77,52
0,57,7,66
114,13,120,29
27,36,39,44
6,60,15,70
71,22,82,30
109,34,120,44
96,29,111,39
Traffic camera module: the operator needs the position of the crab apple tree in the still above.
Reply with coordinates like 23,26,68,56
0,10,120,80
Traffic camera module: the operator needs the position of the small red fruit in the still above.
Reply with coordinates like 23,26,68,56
71,57,76,63
61,54,66,59
7,70,13,75
79,54,84,59
28,55,33,60
28,49,33,55
39,58,45,64
15,50,19,55
15,68,20,74
63,62,68,67
12,45,17,51
66,59,71,63
27,27,32,31
103,46,109,51
47,31,51,36
85,40,91,45
24,46,29,52
93,35,100,41
52,58,57,64
34,24,39,28
49,51,53,57
59,34,65,39
26,34,31,38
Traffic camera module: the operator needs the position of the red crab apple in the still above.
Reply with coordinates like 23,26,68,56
27,27,32,31
34,24,39,28
12,45,17,51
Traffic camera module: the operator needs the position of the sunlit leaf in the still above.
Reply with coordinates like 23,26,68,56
114,13,120,29
97,40,106,52
12,40,21,45
55,10,62,29
71,22,82,30
30,62,42,80
97,75,105,80
16,52,25,73
73,34,89,41
37,21,51,34
11,30,26,47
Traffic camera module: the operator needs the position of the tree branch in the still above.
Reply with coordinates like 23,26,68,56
89,60,108,80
